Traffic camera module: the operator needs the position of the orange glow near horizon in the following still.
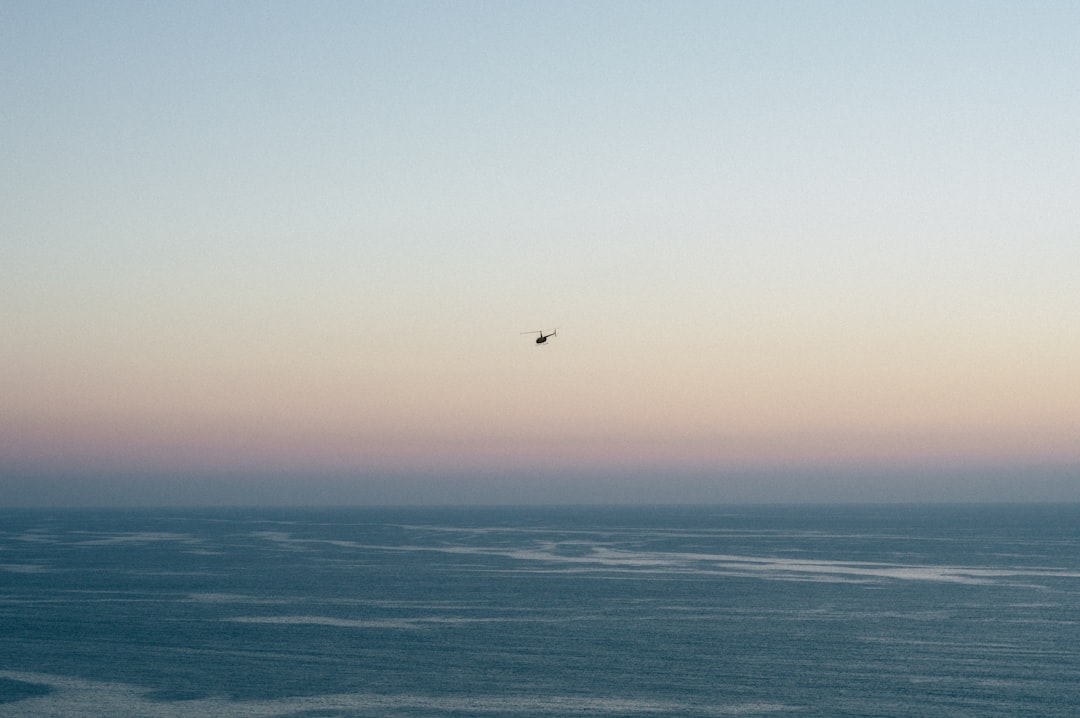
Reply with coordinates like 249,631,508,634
4,291,1080,478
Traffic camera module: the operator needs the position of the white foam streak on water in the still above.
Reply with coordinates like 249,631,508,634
185,593,289,605
618,549,1080,585
859,635,1077,659
71,532,203,547
0,671,796,717
248,529,1079,586
224,615,532,629
11,534,58,544
443,542,1078,586
0,563,49,574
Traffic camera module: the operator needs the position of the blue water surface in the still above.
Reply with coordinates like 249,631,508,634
1,504,1079,716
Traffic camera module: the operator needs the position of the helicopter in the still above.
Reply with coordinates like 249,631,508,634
521,329,557,345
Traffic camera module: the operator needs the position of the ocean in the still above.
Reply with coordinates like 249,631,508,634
1,504,1078,716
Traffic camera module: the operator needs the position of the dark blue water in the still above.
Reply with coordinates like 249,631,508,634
2,505,1079,716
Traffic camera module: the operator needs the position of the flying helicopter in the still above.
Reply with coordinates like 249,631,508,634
521,329,557,345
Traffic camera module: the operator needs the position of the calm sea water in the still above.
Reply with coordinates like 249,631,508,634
1,504,1079,717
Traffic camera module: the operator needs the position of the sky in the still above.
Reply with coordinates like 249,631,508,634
2,1,1079,505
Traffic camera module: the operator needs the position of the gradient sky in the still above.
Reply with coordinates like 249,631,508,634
3,1,1079,504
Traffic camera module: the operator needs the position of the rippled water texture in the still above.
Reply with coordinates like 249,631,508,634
2,505,1079,716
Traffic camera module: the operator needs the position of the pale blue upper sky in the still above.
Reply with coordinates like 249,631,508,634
3,2,1079,504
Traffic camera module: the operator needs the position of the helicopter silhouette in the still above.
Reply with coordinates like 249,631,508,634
521,329,557,345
